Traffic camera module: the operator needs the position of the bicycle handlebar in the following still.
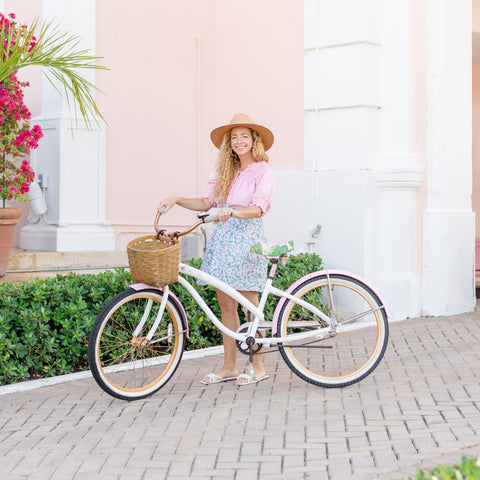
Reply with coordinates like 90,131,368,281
196,212,219,224
154,208,219,239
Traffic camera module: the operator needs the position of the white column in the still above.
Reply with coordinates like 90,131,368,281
422,0,475,315
304,0,383,276
305,0,424,320
20,0,115,251
373,0,424,319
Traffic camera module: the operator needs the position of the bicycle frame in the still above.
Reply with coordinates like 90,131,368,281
170,262,333,346
132,211,391,349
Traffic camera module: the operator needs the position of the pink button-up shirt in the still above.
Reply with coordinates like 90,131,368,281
204,161,276,215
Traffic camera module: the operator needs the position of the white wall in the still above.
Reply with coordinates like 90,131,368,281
302,0,475,319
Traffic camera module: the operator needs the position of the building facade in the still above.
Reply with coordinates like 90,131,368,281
3,0,478,321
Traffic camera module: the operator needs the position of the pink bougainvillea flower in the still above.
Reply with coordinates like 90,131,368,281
0,14,43,204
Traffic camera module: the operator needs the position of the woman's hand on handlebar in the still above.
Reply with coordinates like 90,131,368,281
218,207,234,222
158,197,180,214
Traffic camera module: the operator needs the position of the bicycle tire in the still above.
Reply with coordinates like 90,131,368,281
88,287,186,400
277,273,388,388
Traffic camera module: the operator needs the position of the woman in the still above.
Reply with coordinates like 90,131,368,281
159,113,275,386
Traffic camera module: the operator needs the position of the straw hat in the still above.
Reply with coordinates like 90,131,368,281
210,113,274,151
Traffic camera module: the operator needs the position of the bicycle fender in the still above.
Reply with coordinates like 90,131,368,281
271,270,391,335
129,283,190,338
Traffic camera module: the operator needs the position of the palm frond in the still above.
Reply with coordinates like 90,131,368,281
0,16,108,129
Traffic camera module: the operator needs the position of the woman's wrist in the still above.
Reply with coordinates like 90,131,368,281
231,206,262,219
218,207,234,222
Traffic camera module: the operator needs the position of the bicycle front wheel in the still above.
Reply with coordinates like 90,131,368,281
277,273,388,388
88,288,186,401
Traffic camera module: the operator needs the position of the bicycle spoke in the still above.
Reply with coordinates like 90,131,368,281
88,289,185,400
277,274,388,387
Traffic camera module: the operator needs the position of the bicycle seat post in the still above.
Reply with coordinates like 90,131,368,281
268,261,278,280
267,254,288,279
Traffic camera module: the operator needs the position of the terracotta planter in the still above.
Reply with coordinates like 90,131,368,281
0,207,22,276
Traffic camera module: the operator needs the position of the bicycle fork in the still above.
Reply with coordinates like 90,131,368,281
132,285,170,342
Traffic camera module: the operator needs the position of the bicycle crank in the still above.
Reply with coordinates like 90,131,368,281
235,324,263,355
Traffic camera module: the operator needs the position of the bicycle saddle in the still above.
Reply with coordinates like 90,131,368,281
250,241,294,257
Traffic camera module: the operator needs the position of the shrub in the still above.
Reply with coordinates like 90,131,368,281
394,456,480,480
0,253,323,385
0,269,132,384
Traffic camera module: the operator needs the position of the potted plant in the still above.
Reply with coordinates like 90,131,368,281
0,12,107,275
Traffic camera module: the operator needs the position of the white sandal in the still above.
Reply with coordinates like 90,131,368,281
200,373,237,385
235,373,269,386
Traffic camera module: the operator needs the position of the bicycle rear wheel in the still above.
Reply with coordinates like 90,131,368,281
277,273,388,388
88,288,186,400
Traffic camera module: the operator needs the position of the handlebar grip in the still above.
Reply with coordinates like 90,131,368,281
154,206,166,233
203,213,219,224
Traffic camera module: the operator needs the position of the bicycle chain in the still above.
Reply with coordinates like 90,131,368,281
241,337,332,356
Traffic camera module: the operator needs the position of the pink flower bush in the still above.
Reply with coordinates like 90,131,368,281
1,12,42,205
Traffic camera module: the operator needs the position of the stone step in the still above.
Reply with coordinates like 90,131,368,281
1,249,129,284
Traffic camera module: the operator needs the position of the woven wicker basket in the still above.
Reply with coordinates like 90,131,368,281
127,234,180,287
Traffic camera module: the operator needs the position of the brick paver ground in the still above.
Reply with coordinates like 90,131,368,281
1,311,480,479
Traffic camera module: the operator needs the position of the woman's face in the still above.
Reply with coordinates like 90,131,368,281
230,127,253,157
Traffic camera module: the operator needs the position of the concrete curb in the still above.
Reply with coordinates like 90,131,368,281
0,345,224,396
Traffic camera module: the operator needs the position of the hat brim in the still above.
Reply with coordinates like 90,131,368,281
210,123,274,151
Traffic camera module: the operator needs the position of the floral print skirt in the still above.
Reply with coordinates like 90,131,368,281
199,216,268,292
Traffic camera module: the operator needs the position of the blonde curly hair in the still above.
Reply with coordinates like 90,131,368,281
213,128,269,204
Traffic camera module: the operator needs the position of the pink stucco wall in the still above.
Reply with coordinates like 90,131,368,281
474,1,480,238
473,68,480,237
474,0,480,31
3,0,304,249
95,0,304,247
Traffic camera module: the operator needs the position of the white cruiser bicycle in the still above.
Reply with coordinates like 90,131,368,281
88,210,390,401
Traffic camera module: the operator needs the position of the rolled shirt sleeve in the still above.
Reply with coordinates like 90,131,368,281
250,164,276,215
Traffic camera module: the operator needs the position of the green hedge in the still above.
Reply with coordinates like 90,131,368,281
0,253,323,385
394,456,480,480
